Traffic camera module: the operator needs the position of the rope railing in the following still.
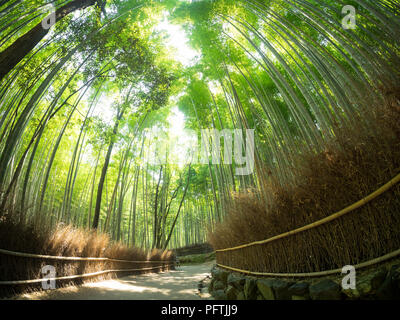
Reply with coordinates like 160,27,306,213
216,248,400,278
0,247,175,285
0,264,175,285
0,248,170,263
213,172,400,277
216,172,400,253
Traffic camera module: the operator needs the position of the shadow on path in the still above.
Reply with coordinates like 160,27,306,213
16,261,215,300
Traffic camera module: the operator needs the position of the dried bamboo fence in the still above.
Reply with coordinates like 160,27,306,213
0,248,174,285
215,173,400,277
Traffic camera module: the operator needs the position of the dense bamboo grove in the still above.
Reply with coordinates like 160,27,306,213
0,0,399,275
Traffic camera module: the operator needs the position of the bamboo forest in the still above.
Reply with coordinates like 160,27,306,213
0,0,399,301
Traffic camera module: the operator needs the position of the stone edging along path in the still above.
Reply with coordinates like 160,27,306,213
208,259,400,300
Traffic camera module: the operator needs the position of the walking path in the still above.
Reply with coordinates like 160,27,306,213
14,261,214,300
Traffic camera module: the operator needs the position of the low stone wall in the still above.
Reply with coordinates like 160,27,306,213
208,262,400,300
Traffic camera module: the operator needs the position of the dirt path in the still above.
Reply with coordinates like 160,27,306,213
14,261,214,300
